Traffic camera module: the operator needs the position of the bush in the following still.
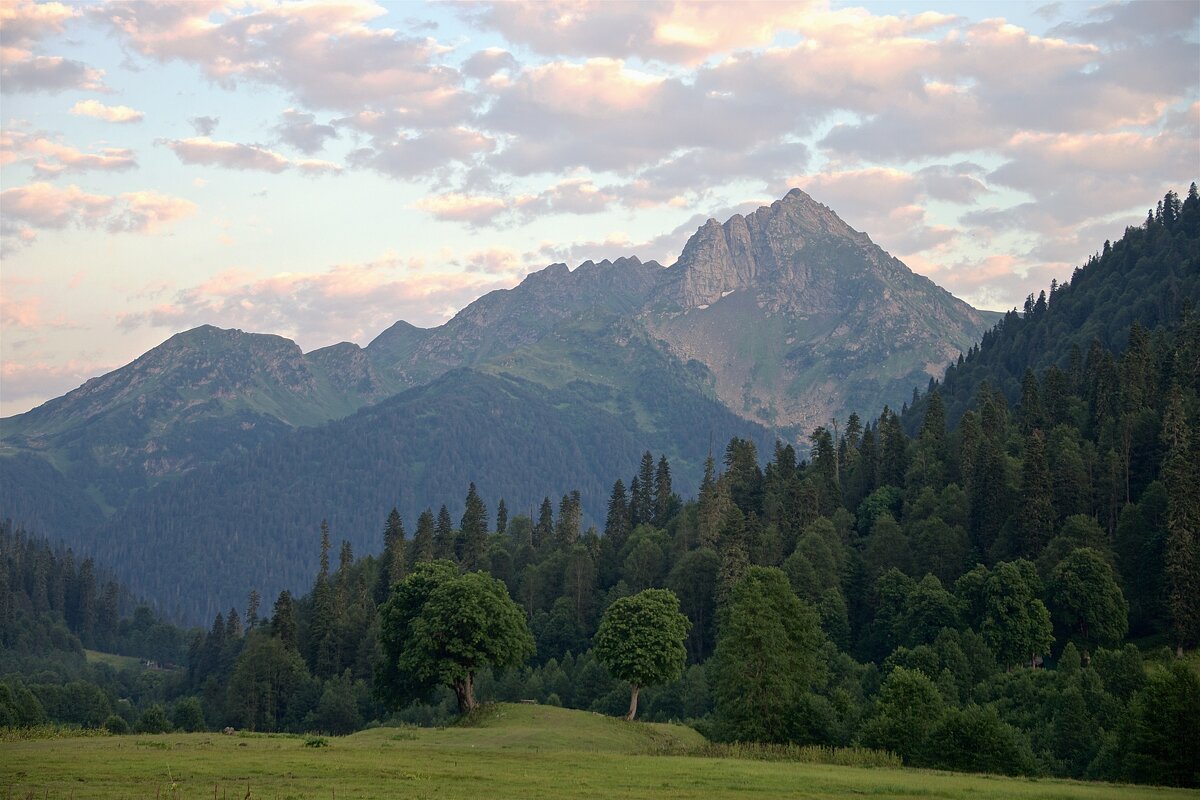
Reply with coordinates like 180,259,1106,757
104,714,130,735
172,697,206,732
925,704,1038,776
137,704,172,734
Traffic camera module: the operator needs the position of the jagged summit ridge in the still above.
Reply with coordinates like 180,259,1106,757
658,188,877,308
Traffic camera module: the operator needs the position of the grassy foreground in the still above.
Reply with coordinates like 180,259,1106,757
1,704,1190,799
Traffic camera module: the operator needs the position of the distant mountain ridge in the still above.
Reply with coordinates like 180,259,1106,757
1,187,1001,621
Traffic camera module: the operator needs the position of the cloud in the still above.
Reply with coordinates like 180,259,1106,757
189,115,219,136
461,47,518,80
162,137,342,175
274,109,337,154
95,1,470,121
0,182,194,245
1,130,137,176
1,0,106,93
412,178,619,227
414,192,509,225
463,1,836,66
346,127,492,178
0,358,117,417
114,256,524,346
1,51,106,93
69,99,143,123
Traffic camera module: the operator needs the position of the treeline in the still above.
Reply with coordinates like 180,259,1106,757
2,189,1198,787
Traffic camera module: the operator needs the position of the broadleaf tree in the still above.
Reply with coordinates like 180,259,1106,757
593,588,690,721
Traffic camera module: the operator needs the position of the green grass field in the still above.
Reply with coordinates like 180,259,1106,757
1,704,1191,799
83,649,147,671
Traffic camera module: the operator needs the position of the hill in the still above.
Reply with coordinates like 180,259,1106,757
1,703,1187,799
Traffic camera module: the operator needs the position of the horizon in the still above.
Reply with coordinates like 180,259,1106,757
2,0,1198,415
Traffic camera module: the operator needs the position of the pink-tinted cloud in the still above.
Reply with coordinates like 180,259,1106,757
1,1,106,93
162,137,342,175
414,192,508,225
274,109,337,154
0,182,194,245
1,129,137,176
95,1,469,120
69,99,144,123
0,358,117,415
114,257,525,346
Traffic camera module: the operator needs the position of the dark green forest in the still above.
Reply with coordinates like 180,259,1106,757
3,188,1198,787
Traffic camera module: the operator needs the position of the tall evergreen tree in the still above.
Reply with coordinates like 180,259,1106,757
410,509,436,566
604,479,632,547
434,505,455,560
1019,429,1055,557
555,491,582,547
534,497,554,548
654,455,674,525
1162,386,1200,652
634,451,655,525
495,499,508,537
459,483,489,570
376,508,407,603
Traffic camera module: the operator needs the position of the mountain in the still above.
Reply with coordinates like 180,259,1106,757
86,336,774,621
1,188,1001,620
647,189,995,432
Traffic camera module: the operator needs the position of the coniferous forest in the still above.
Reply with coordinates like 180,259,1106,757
3,189,1199,787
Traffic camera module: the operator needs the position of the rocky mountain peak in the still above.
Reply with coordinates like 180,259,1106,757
657,187,875,308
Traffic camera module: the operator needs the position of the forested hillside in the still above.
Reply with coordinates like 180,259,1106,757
4,189,1197,787
88,341,774,622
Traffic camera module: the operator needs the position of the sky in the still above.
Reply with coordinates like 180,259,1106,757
1,0,1197,417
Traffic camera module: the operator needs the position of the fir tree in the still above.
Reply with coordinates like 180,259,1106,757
434,505,455,560
496,499,508,536
654,454,674,525
459,483,489,570
410,509,436,566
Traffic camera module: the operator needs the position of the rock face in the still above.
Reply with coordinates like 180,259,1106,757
647,188,995,433
658,189,872,309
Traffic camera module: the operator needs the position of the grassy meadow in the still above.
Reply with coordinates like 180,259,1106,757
2,703,1193,800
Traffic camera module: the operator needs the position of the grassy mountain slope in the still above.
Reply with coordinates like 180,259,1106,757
90,336,773,621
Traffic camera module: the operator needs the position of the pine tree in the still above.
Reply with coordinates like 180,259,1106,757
410,509,436,566
319,520,331,580
377,508,407,603
496,499,508,536
534,497,554,548
434,505,455,560
555,491,581,547
1019,429,1055,557
459,483,489,570
654,455,674,525
1162,386,1200,652
634,451,655,525
271,590,297,649
605,479,632,548
246,589,261,630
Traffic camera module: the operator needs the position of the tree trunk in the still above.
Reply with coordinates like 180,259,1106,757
625,684,640,721
453,674,477,714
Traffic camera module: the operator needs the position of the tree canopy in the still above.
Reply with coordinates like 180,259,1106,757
593,588,690,720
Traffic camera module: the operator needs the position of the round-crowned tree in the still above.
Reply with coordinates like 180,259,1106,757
376,560,533,715
593,588,690,721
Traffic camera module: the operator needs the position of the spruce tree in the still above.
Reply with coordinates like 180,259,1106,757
434,505,455,560
654,455,674,525
410,509,436,566
496,499,508,536
459,483,489,570
534,497,554,548
1019,429,1055,557
1162,386,1200,652
377,508,407,603
635,451,655,525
